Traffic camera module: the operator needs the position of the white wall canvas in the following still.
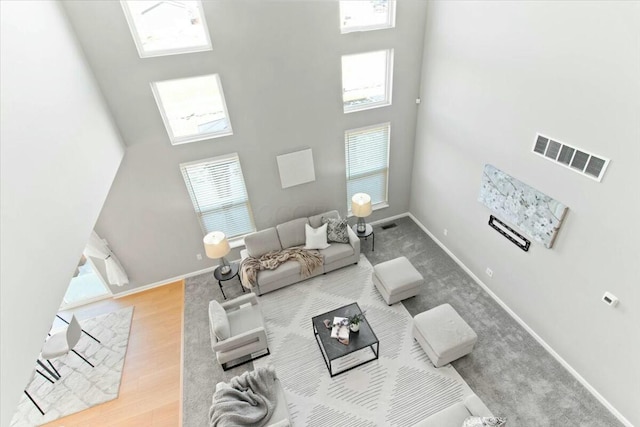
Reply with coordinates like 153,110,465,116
276,149,316,189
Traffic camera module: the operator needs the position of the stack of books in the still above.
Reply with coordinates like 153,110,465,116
330,317,350,345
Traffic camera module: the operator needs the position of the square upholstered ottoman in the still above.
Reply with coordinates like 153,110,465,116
372,256,423,305
412,303,477,367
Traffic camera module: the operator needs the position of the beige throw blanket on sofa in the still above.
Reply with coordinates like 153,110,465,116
240,247,323,288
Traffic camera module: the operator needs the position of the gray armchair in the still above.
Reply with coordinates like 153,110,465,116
208,293,270,370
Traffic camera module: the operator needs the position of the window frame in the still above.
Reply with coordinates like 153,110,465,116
151,73,233,145
345,122,391,214
340,0,397,34
120,0,213,58
341,49,394,114
180,153,256,239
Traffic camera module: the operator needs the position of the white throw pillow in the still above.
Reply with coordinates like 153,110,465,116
462,416,507,427
304,223,330,250
208,300,230,341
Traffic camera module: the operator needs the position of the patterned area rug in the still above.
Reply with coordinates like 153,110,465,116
10,307,134,426
253,255,473,426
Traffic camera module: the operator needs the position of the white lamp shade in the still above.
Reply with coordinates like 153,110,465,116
203,231,231,259
351,193,372,217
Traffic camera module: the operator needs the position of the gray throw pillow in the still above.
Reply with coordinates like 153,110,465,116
208,300,230,341
322,217,349,243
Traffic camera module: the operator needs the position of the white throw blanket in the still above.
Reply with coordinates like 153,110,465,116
209,367,278,427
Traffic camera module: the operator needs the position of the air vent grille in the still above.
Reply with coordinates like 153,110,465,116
532,134,610,182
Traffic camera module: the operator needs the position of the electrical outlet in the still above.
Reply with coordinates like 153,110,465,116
485,267,493,278
196,253,202,261
443,229,448,236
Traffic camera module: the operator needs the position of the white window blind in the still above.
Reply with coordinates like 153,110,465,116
345,123,390,212
180,154,255,238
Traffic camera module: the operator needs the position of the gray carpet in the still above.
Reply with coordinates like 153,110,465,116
183,216,622,426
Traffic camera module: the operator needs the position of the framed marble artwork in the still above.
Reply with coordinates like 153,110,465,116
478,164,568,248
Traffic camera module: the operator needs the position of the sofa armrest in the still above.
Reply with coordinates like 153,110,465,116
347,226,361,256
221,293,258,311
240,249,250,261
464,393,493,417
212,327,266,353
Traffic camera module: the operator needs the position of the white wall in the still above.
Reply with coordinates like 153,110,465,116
0,1,125,425
411,2,639,425
61,0,427,294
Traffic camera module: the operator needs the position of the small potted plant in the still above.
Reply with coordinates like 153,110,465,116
348,312,366,332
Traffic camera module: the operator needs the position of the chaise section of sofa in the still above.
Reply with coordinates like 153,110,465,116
240,210,360,295
411,393,494,427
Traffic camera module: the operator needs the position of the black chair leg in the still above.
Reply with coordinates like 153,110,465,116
24,390,44,416
36,359,59,381
36,370,55,384
71,349,94,368
47,360,61,379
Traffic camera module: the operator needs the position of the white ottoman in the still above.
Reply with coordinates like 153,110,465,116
372,256,423,305
412,303,477,367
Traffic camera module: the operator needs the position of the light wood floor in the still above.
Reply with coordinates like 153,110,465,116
43,281,184,427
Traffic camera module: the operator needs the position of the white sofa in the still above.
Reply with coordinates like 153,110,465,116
412,393,493,427
240,210,360,295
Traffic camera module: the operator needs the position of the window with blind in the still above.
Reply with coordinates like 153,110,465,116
180,154,255,238
345,123,390,212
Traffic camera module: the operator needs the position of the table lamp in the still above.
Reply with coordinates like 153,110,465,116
351,193,372,233
204,231,231,274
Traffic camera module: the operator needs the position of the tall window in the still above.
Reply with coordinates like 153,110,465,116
121,0,212,58
180,154,255,238
340,0,396,33
345,123,390,212
341,49,393,113
151,74,233,145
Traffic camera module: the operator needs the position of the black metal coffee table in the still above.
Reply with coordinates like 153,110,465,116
312,302,379,377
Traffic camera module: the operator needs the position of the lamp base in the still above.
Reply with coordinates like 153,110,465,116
220,257,231,275
356,217,367,234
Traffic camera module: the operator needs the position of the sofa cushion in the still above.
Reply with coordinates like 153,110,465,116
209,301,230,341
276,217,309,249
257,260,301,285
322,217,349,243
411,402,472,427
245,227,282,258
227,303,263,336
304,223,330,250
319,243,354,264
308,210,340,228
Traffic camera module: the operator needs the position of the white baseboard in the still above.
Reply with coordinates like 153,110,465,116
369,211,410,226
113,262,237,299
407,213,633,427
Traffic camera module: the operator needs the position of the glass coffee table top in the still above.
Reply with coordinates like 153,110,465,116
311,302,379,377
